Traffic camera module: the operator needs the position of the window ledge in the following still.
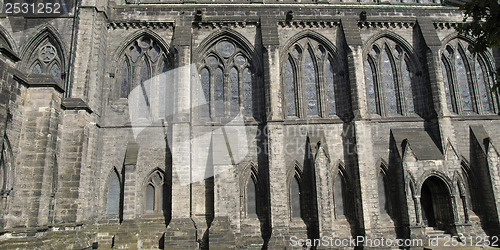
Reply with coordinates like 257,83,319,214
283,117,344,125
448,114,500,121
366,115,425,123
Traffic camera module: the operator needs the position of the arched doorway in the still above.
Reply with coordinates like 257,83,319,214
420,176,454,230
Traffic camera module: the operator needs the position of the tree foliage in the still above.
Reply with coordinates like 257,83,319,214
457,0,500,91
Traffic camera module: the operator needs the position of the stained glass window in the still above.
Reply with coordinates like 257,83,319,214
441,39,498,115
200,68,210,117
230,67,239,115
139,60,150,119
365,59,377,114
456,52,473,112
120,60,130,98
285,59,297,117
117,35,168,103
284,39,340,118
366,40,423,117
382,49,398,115
402,60,414,113
199,40,255,118
50,64,61,83
441,59,455,113
31,63,42,74
243,68,253,116
28,39,66,95
214,68,224,117
475,59,490,113
325,58,336,115
304,50,319,116
159,61,168,118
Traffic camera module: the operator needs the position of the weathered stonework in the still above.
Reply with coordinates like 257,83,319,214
0,0,499,249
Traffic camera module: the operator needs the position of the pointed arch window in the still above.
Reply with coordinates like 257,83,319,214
284,39,345,118
440,39,498,114
144,170,167,212
246,176,257,218
0,136,14,197
290,175,302,218
334,172,346,219
107,169,121,215
365,39,426,117
27,39,64,84
285,58,297,117
378,171,390,215
120,60,131,98
115,35,170,113
198,39,256,118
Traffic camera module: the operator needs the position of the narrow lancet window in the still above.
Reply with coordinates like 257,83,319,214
285,59,297,117
456,52,473,112
381,49,397,115
334,173,345,218
325,58,336,115
214,68,225,117
200,68,210,117
247,178,257,217
402,60,414,113
365,59,377,114
107,170,121,215
304,50,319,116
230,67,239,115
243,68,253,116
291,176,301,218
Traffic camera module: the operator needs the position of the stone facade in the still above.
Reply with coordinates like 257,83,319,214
0,0,499,249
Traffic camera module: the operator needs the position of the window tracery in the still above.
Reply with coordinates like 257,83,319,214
198,39,254,118
28,39,63,84
284,38,344,118
116,36,168,101
144,170,167,213
440,39,498,114
364,38,426,117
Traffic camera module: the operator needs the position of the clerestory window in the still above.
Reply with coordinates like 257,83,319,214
440,39,498,115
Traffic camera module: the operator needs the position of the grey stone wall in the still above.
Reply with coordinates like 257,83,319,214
0,1,499,249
